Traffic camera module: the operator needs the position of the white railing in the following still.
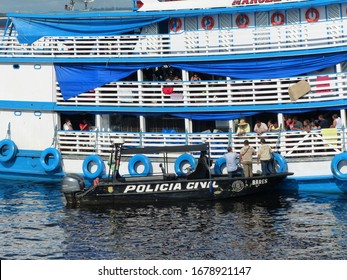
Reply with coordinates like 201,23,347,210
1,20,347,58
56,73,347,107
57,129,347,160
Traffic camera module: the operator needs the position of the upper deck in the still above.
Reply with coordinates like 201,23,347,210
1,1,347,62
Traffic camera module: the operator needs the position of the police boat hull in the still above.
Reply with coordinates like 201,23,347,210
62,172,292,207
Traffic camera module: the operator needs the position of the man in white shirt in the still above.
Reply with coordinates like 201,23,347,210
224,147,242,178
254,120,268,135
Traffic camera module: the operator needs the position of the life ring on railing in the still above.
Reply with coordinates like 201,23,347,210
83,155,105,179
273,153,288,173
0,139,18,163
235,14,249,28
271,12,285,26
331,153,347,181
40,147,62,172
201,16,214,30
305,8,319,23
174,154,196,176
128,154,153,176
169,18,182,32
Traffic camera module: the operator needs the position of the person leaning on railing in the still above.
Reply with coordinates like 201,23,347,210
236,119,250,136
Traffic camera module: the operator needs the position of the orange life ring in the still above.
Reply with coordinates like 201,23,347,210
169,18,182,32
305,8,319,23
271,12,285,26
236,14,249,28
201,16,214,30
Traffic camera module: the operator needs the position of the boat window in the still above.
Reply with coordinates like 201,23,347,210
146,116,184,133
192,120,217,133
143,66,182,81
158,19,169,34
110,115,139,132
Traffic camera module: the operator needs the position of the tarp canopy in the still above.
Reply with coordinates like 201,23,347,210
55,52,347,100
11,16,168,44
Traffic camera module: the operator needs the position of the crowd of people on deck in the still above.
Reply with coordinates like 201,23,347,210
63,118,91,131
230,113,344,177
236,113,342,136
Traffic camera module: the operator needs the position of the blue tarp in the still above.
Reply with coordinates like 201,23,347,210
11,16,168,44
55,52,347,100
55,63,161,100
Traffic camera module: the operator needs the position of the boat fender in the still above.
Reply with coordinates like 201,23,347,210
40,147,62,172
273,153,288,173
0,139,18,163
214,157,227,175
236,14,249,28
271,12,285,26
169,18,182,32
201,16,214,30
331,153,347,181
128,154,153,176
83,155,105,179
174,153,196,176
305,8,319,23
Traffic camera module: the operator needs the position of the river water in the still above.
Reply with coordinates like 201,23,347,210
0,180,347,260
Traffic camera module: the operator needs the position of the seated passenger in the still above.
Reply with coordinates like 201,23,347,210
270,122,280,131
236,119,250,136
291,117,303,131
225,147,243,178
254,120,268,135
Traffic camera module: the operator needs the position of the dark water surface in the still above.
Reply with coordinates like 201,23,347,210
1,180,347,260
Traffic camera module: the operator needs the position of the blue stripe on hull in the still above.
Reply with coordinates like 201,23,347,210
281,176,347,194
0,150,64,182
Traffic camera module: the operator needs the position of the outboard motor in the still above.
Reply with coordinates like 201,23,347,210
62,173,85,194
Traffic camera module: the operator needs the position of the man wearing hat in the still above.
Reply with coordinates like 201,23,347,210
236,119,250,136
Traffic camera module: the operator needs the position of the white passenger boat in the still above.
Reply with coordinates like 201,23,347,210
1,0,347,194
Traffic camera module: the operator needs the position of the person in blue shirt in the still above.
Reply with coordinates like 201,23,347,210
225,147,243,178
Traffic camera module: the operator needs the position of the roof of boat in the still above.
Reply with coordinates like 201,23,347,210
121,144,209,154
6,0,344,18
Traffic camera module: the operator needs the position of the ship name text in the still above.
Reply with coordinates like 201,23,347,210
232,0,281,5
124,181,219,193
251,178,268,186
